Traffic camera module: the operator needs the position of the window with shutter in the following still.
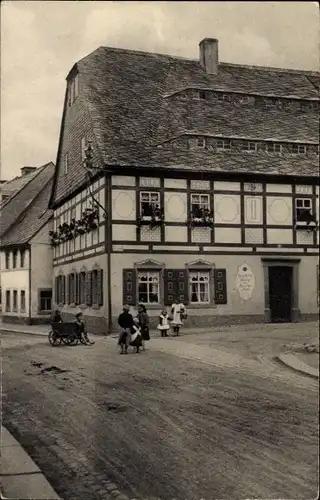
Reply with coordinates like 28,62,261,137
97,269,104,306
54,277,59,304
75,273,80,305
86,271,93,306
61,275,66,304
164,269,189,305
123,269,137,305
214,269,227,304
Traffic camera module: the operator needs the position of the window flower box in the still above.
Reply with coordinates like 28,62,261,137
187,209,214,229
50,206,99,246
137,207,164,229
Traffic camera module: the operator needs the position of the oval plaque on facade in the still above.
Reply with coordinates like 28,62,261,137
216,196,238,222
114,192,135,218
235,264,255,300
268,199,290,224
166,194,186,220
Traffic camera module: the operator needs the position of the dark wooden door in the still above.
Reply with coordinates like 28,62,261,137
268,266,293,323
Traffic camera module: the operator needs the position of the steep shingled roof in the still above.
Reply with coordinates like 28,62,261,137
1,180,53,247
0,162,55,241
0,168,41,206
50,45,320,206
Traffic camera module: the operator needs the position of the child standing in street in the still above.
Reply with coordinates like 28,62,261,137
157,309,170,337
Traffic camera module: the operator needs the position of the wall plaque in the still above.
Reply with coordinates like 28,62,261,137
236,264,255,300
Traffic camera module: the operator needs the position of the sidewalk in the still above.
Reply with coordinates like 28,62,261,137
0,426,61,500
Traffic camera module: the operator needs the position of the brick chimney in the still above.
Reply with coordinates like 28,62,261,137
199,38,219,75
21,166,37,176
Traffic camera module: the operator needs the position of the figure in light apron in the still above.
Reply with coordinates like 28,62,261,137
170,299,186,336
157,310,170,337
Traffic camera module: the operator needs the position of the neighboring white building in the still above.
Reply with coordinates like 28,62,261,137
0,162,55,324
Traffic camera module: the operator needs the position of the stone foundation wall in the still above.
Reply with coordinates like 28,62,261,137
1,315,50,325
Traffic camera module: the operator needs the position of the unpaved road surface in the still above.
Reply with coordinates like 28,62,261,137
2,326,319,500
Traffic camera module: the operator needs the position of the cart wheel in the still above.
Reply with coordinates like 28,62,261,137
70,337,79,346
48,330,61,346
62,336,73,345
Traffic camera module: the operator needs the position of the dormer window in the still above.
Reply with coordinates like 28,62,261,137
217,94,231,102
292,144,306,155
81,137,88,163
198,91,207,100
197,137,206,148
241,141,258,152
68,74,79,106
266,98,279,107
265,143,282,153
216,139,231,151
64,153,69,174
300,101,313,111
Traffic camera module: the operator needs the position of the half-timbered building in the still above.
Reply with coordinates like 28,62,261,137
49,38,320,334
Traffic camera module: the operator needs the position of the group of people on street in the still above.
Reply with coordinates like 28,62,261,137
117,299,187,354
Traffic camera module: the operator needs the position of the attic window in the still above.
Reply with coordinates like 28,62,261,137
300,101,313,111
292,144,307,155
68,74,79,106
198,91,207,100
265,143,282,153
217,94,231,102
239,95,250,103
64,153,69,174
241,141,258,152
216,139,231,151
197,137,206,148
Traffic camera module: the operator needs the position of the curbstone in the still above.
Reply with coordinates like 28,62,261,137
277,352,319,379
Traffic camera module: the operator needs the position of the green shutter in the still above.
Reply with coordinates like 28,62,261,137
123,269,136,305
164,269,189,305
86,271,92,306
97,269,104,306
214,269,227,304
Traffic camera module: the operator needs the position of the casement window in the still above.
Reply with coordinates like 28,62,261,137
12,251,18,269
5,252,10,269
5,290,11,312
20,290,26,312
39,290,52,311
140,192,160,218
197,137,206,148
189,271,210,304
295,198,313,222
20,250,25,268
13,290,18,312
216,139,231,151
265,143,282,153
292,144,306,154
138,271,160,305
241,141,258,152
64,153,69,174
191,194,210,217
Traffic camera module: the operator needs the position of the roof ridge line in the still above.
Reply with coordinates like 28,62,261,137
0,163,49,210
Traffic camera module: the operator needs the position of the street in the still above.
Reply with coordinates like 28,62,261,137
2,323,319,500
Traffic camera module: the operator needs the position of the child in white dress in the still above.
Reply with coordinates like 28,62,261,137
170,299,186,336
157,310,170,337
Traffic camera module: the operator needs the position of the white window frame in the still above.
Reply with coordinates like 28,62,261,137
292,144,307,155
191,193,210,212
189,270,210,304
137,270,160,305
197,137,206,148
241,141,258,152
139,191,161,218
265,143,282,153
216,139,231,150
295,198,312,221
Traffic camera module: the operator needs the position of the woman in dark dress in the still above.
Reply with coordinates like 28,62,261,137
118,305,142,354
137,304,150,351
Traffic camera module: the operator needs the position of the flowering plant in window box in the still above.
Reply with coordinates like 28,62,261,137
295,210,318,233
187,209,214,229
137,206,164,229
49,206,99,246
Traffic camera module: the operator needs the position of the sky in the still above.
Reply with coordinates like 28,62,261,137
1,0,319,181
